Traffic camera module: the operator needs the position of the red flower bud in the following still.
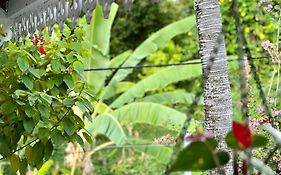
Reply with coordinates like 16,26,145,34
232,121,253,148
39,45,47,55
33,39,38,46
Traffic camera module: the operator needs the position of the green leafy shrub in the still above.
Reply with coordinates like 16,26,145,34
0,25,93,173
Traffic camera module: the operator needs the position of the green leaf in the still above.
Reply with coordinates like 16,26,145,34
226,131,268,150
17,57,30,72
32,141,45,166
252,134,268,148
85,114,127,145
140,92,203,105
23,117,35,132
225,131,243,150
0,101,17,115
63,117,76,136
129,138,173,163
25,145,33,164
82,132,93,144
38,127,50,141
0,136,11,157
169,139,229,172
50,129,64,146
38,160,54,175
51,59,62,72
19,158,28,175
112,102,186,131
25,106,37,118
63,74,74,88
63,25,71,37
110,62,201,108
76,134,85,149
38,104,50,120
84,3,118,93
29,68,45,78
22,75,33,91
10,154,20,172
40,93,53,105
44,140,53,160
73,61,84,77
101,15,196,99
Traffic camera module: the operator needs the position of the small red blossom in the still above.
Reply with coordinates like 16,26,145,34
33,39,38,46
232,121,253,148
39,45,47,55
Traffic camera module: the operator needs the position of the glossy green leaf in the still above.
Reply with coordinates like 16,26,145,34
85,114,127,145
44,140,53,160
226,131,268,150
73,61,84,77
29,68,45,78
51,59,62,72
38,104,50,120
83,132,93,144
22,75,33,91
63,74,74,88
17,57,30,72
63,117,76,136
50,129,65,146
32,141,45,166
40,93,53,105
169,139,229,172
38,127,50,141
252,134,268,147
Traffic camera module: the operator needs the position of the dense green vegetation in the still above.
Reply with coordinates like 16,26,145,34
0,0,280,174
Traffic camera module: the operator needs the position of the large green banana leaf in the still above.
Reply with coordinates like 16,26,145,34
85,114,127,145
84,3,118,93
101,15,196,99
112,102,186,131
128,138,173,164
110,62,201,108
140,92,203,105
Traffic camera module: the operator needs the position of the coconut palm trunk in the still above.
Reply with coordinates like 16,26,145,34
194,0,233,174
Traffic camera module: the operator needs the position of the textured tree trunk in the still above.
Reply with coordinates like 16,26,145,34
194,0,233,174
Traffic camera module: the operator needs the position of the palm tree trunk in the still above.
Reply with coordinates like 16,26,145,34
194,0,233,174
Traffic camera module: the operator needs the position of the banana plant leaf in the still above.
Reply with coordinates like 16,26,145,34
85,114,127,145
101,15,196,99
112,102,186,131
110,62,201,108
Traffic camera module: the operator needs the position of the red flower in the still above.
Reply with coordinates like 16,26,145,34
39,45,47,55
33,39,38,46
232,121,253,148
33,34,39,45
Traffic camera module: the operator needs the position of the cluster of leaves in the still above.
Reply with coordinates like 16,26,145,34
0,25,94,173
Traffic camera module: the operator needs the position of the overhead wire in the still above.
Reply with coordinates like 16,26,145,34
84,56,271,72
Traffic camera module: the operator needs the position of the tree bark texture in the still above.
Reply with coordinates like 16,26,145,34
194,0,233,174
